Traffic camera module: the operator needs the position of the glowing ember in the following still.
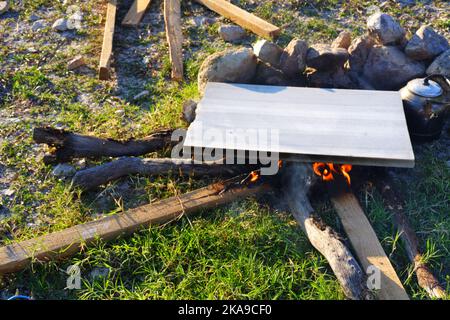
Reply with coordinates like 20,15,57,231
312,162,352,185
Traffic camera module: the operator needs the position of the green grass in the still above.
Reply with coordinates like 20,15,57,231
1,0,449,300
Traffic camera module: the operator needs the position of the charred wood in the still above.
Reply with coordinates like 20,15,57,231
33,127,176,164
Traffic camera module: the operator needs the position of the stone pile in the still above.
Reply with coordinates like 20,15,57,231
198,13,449,94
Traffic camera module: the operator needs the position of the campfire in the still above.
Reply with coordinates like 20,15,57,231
2,4,448,301
313,162,353,185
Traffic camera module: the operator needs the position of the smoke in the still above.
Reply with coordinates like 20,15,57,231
281,162,316,196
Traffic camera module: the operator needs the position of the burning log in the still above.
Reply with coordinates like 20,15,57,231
376,178,447,299
71,157,256,190
0,176,270,274
33,127,176,164
282,163,368,300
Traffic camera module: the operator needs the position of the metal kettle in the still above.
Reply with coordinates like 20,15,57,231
400,74,450,141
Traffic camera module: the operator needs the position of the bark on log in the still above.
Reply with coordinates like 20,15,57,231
376,179,447,299
33,127,176,164
71,157,256,190
0,176,270,274
282,163,368,300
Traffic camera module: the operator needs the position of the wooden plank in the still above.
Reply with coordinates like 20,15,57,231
0,179,269,274
122,0,152,27
195,0,280,39
164,0,183,81
98,0,117,80
183,83,415,168
331,192,410,300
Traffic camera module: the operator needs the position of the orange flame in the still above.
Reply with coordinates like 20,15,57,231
340,164,352,186
312,162,352,185
249,171,260,182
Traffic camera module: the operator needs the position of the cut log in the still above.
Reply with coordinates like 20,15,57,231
330,190,410,300
376,179,447,299
164,0,183,81
122,0,152,27
72,157,256,190
195,0,281,39
33,127,175,164
282,163,368,300
99,0,117,80
0,177,270,274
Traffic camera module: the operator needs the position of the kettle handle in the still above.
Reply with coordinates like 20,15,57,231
424,74,450,93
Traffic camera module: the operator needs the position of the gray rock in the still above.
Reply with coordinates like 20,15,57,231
198,48,257,94
308,68,355,89
218,24,246,43
306,44,349,72
367,12,405,45
67,55,85,70
52,163,76,178
395,0,416,7
31,20,48,32
348,35,376,73
0,168,18,183
363,45,425,90
279,39,308,78
0,205,11,220
331,31,352,50
253,39,283,68
426,49,450,78
253,61,289,86
1,189,14,197
29,13,41,22
67,11,83,30
52,18,68,31
115,109,125,116
193,16,216,27
348,71,376,90
182,100,197,124
0,1,8,15
405,26,449,61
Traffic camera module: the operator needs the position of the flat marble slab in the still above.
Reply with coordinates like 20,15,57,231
183,82,415,167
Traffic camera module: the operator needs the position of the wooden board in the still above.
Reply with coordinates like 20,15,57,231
0,179,268,274
331,192,410,300
195,0,280,39
99,0,117,80
183,82,415,168
122,0,152,27
164,0,183,81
